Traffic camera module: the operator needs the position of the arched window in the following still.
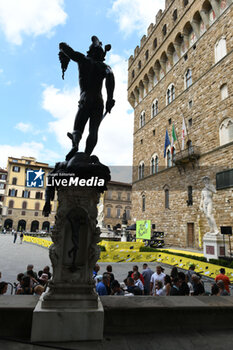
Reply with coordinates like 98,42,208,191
8,200,14,209
151,158,155,175
167,84,175,105
167,149,172,168
151,99,158,118
187,186,193,206
165,188,170,209
185,69,192,88
138,60,141,70
220,83,228,100
215,37,227,63
35,202,40,211
219,118,233,146
106,206,112,218
22,201,27,209
172,147,176,165
145,50,149,60
153,38,157,49
12,177,17,185
155,156,159,173
138,161,144,180
183,0,188,7
151,154,159,174
142,195,146,212
139,111,145,128
187,140,193,154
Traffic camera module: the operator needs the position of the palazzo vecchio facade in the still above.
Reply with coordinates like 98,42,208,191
128,0,233,249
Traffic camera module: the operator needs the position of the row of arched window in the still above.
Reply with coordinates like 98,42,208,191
141,185,193,211
8,200,40,210
138,116,233,180
129,0,229,108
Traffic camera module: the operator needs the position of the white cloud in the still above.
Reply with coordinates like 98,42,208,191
15,122,32,133
109,0,165,37
0,141,60,169
0,68,3,74
0,0,67,45
41,53,134,167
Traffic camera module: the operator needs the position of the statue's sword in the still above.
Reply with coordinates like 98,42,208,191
101,111,108,121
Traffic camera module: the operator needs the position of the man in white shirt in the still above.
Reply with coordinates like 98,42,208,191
133,271,144,293
150,266,166,296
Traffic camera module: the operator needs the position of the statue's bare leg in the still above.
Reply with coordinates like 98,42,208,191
66,102,90,160
85,101,103,155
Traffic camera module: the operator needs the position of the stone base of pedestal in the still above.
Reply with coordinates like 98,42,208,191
31,298,104,342
203,233,229,261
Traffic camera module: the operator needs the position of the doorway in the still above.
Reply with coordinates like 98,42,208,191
187,223,195,248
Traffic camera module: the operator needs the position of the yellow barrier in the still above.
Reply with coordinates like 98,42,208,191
23,235,52,249
24,237,233,282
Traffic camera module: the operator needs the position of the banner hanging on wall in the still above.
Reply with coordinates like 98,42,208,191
136,220,151,240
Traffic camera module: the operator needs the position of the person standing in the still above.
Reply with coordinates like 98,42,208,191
13,230,17,243
215,268,230,294
20,232,24,244
150,266,166,296
142,263,153,295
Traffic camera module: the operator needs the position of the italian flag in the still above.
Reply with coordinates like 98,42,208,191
181,117,187,150
171,124,177,154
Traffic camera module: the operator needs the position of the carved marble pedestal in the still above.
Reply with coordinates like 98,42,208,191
31,154,110,342
203,232,229,261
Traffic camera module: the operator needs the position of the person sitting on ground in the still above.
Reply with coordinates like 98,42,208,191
178,272,190,296
170,267,178,282
24,264,37,279
215,268,230,295
211,283,220,296
106,265,115,284
93,264,100,279
103,272,111,295
133,271,144,293
111,280,125,296
34,284,45,296
155,280,165,296
0,282,8,295
150,265,166,296
26,270,39,288
131,265,144,285
170,277,180,295
38,266,52,280
16,276,33,295
216,280,229,296
15,273,24,294
38,273,49,287
192,274,205,296
163,275,172,296
96,274,109,296
126,277,142,295
142,263,154,295
187,264,196,283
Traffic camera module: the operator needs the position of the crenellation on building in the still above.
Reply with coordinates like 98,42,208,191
128,0,233,249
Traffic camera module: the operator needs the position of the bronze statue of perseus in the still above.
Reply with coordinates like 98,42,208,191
59,36,115,160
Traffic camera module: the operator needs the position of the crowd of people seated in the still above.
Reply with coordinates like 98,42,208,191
93,264,231,297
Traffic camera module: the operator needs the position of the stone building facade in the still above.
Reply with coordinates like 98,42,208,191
2,156,57,232
128,0,233,249
103,181,132,229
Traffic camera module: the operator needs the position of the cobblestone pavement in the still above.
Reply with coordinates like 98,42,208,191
0,233,225,295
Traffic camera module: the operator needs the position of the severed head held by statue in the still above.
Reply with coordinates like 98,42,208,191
59,35,115,161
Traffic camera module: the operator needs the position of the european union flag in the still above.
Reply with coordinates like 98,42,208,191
164,129,171,158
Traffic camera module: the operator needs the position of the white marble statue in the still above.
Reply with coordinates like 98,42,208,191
97,194,104,229
199,176,219,235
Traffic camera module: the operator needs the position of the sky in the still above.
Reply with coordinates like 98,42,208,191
0,0,165,180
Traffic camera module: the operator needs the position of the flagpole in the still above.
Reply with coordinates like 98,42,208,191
176,127,182,152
